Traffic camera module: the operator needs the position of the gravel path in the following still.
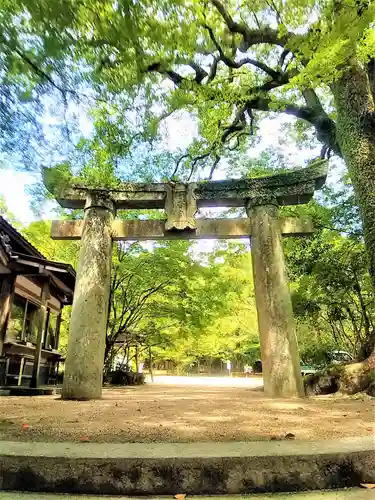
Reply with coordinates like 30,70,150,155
0,377,373,443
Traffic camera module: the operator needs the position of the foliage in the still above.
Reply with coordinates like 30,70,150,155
282,172,375,363
149,242,259,371
0,0,374,176
0,194,20,228
287,231,375,360
105,240,191,369
22,220,79,266
106,239,259,372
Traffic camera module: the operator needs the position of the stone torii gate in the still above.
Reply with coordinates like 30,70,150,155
45,160,327,401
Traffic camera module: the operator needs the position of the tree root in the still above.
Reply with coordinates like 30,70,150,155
304,360,375,396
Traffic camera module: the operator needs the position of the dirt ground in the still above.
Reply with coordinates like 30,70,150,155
0,378,374,443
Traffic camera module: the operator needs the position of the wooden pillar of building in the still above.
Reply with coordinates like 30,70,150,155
247,200,304,398
0,274,16,356
54,310,62,350
62,193,115,400
30,280,50,388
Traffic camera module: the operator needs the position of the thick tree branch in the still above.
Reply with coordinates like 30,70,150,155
246,97,341,155
187,153,211,181
171,151,212,180
221,105,247,143
171,153,190,179
203,24,280,79
208,154,221,180
207,55,220,83
300,89,340,156
257,70,297,91
146,62,185,85
247,97,316,123
278,49,291,69
302,88,325,110
210,0,290,50
188,62,208,83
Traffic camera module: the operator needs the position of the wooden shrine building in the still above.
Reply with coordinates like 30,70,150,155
0,217,75,390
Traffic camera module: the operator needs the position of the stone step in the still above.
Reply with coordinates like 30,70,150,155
0,386,61,396
0,437,374,496
0,490,374,499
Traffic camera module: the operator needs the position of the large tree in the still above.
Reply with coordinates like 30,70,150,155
1,0,375,271
2,0,375,389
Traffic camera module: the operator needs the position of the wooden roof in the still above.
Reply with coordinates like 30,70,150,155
0,216,76,300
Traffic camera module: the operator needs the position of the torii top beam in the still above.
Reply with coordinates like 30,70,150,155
45,160,327,210
44,160,327,233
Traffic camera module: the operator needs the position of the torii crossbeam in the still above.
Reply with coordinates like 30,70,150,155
45,160,328,400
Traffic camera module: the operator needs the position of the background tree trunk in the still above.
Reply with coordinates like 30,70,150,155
149,346,154,382
135,344,139,373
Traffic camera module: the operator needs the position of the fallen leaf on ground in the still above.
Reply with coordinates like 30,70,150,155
21,424,29,430
79,436,90,442
285,433,295,440
175,494,186,500
360,484,375,489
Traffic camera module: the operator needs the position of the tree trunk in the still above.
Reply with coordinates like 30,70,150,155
312,60,375,395
333,60,375,284
135,344,139,373
305,359,375,396
149,346,154,382
104,339,114,373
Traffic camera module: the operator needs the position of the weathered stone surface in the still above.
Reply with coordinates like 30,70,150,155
46,161,328,210
248,203,304,398
51,184,167,209
0,437,374,495
62,193,115,400
51,217,314,241
3,387,61,396
165,183,197,231
0,489,373,499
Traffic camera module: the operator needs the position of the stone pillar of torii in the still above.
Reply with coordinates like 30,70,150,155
45,160,327,400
